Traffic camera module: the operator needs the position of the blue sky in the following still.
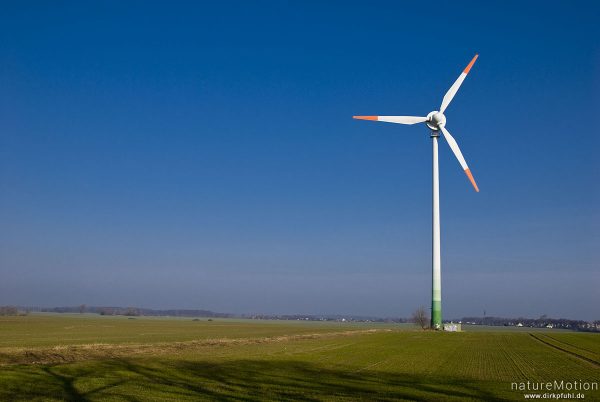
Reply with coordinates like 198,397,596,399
1,1,598,320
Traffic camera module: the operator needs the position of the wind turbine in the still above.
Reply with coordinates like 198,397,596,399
353,55,479,330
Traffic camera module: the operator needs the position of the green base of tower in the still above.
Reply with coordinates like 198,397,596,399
431,300,442,330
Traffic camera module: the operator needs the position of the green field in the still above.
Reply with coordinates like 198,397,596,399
0,314,598,401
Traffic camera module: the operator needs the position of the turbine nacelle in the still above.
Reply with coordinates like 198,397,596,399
426,111,446,131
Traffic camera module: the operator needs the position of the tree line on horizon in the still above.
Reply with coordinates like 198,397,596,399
1,305,598,332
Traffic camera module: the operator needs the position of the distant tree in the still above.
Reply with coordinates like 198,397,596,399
99,308,114,316
78,304,86,314
412,306,429,330
0,306,19,316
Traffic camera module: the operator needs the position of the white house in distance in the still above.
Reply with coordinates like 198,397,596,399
443,323,461,332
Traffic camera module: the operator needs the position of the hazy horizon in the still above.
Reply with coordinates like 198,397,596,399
6,269,599,321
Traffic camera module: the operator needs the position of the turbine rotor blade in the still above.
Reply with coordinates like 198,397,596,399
353,116,427,125
440,126,479,192
439,54,478,114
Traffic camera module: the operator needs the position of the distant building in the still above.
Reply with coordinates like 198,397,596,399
444,323,461,332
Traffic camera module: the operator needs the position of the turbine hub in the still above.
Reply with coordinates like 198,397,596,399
426,111,446,131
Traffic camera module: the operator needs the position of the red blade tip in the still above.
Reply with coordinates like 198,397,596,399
465,168,480,192
463,54,479,75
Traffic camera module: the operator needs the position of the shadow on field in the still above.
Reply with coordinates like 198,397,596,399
1,358,504,401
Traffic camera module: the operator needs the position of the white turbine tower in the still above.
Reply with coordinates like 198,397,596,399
353,55,480,330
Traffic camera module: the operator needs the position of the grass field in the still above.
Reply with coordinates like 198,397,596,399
0,314,598,401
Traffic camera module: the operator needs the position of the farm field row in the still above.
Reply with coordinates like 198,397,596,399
0,313,400,347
